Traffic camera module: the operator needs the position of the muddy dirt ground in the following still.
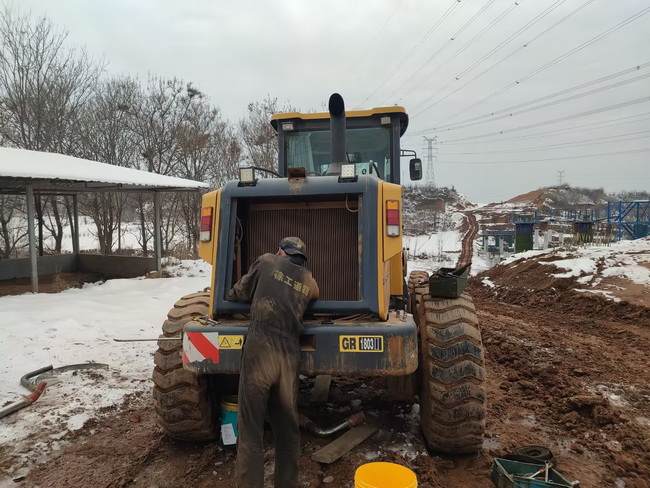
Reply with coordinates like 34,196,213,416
3,271,648,488
0,272,107,297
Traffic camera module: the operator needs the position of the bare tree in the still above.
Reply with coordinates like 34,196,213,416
173,99,241,256
75,77,140,254
130,77,201,175
0,7,105,255
126,77,198,255
238,96,294,172
0,195,27,259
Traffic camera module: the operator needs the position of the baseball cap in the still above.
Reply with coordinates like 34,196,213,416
279,236,307,260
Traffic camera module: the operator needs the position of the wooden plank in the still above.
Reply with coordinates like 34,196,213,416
309,375,332,404
311,424,378,464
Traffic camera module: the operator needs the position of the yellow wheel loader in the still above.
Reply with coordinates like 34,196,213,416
152,94,486,454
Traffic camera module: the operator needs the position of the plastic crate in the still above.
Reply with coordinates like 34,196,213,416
428,265,469,298
492,458,575,488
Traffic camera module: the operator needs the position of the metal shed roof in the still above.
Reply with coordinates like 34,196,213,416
0,147,208,194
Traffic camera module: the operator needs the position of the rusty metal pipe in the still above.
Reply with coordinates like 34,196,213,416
0,382,47,419
299,411,365,438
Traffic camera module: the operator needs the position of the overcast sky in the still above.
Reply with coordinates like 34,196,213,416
7,0,650,203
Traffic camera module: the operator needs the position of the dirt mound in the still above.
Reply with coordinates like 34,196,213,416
474,256,650,322
506,186,611,210
507,188,547,206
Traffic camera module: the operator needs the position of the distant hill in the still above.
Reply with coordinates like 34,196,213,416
507,186,649,211
403,185,470,235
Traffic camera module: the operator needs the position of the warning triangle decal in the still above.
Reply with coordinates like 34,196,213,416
219,337,231,348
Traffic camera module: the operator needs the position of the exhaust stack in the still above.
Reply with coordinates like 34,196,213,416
328,93,346,173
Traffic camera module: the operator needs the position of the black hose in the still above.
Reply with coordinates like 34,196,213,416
250,166,282,178
20,365,53,390
20,363,109,391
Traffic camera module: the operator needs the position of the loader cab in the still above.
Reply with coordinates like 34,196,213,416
271,108,409,184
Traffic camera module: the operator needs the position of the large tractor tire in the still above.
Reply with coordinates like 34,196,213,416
153,291,219,441
409,270,486,454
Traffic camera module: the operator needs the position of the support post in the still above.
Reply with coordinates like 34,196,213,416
72,194,80,255
26,185,38,293
153,192,161,272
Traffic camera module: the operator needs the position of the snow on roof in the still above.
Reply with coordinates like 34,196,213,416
0,147,208,191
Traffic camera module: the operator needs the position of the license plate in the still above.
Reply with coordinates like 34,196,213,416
339,335,384,352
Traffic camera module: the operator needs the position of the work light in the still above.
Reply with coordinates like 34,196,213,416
340,164,356,179
239,166,255,184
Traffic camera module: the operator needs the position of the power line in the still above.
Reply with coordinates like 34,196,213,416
437,147,650,164
434,112,650,145
361,0,464,105
399,0,552,104
410,0,597,114
347,0,405,83
435,73,650,133
424,5,650,122
383,0,500,103
432,62,650,130
440,131,650,154
424,96,650,143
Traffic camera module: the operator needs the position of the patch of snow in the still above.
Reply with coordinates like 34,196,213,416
577,275,594,284
575,289,621,302
67,413,90,431
542,257,597,278
0,267,211,468
405,231,462,257
364,451,380,460
384,444,422,462
0,147,206,189
482,277,496,288
162,257,211,278
601,262,650,284
470,253,491,276
500,249,551,265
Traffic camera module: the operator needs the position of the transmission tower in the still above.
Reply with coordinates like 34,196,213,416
557,170,565,185
423,136,438,187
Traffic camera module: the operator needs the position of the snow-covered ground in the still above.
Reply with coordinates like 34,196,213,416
404,231,462,258
0,261,211,472
502,238,650,287
492,237,650,304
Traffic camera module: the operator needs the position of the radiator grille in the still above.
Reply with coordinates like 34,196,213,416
247,205,359,301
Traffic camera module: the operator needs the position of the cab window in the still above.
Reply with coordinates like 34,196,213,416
285,127,392,181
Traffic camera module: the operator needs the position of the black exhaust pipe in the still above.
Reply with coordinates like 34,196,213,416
328,93,346,174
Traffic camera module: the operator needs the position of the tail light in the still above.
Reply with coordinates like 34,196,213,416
386,200,400,237
200,207,213,242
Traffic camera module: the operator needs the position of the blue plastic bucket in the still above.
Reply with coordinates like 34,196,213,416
220,395,238,449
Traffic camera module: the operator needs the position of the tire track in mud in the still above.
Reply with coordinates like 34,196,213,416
458,210,478,269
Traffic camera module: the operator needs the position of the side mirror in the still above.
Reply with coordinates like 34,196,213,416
409,158,422,181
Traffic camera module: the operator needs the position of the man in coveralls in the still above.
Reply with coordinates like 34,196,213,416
228,237,319,488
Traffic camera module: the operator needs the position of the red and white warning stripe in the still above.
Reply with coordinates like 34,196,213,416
182,332,220,364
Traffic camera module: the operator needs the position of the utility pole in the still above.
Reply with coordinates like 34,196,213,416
557,170,565,185
423,136,438,187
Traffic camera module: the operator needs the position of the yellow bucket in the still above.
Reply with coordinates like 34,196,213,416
354,462,417,488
